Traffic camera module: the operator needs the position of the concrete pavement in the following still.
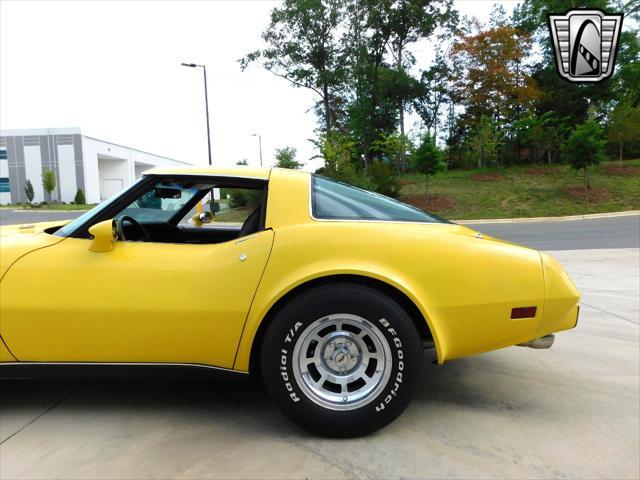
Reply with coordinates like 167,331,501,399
1,247,638,479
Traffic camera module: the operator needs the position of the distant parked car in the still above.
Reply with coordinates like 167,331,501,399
0,167,579,436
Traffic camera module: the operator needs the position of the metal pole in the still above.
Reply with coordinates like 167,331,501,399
258,134,263,167
202,65,212,166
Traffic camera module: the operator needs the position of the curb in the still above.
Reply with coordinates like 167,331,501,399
455,210,640,224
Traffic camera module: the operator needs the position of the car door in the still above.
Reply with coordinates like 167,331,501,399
0,228,273,368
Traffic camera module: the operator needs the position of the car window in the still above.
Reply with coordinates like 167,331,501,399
178,187,263,227
312,175,448,224
116,182,197,224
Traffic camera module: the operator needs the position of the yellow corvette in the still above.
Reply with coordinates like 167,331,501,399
0,167,579,436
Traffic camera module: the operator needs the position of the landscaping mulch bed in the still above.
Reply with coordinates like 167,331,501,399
604,165,640,176
562,186,613,202
403,194,456,212
471,172,504,182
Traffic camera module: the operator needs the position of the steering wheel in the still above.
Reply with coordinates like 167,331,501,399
116,215,150,242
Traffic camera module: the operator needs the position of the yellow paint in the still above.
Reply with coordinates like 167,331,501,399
0,338,16,361
0,167,580,371
1,230,274,366
88,220,116,253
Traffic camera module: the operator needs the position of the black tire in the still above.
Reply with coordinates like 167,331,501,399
260,283,423,437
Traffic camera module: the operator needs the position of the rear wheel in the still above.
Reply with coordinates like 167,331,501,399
260,283,423,437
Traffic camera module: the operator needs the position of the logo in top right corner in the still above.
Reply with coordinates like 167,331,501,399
548,9,623,83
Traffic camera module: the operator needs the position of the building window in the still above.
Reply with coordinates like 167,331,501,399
0,177,9,193
0,148,6,160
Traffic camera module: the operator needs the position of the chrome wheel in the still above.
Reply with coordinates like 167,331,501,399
292,313,392,411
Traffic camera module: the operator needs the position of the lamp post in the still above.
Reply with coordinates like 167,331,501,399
181,62,212,166
251,133,263,167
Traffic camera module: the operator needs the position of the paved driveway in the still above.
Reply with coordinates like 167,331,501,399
1,247,638,479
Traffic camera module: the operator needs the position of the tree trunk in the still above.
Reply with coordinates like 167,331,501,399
425,174,429,203
619,141,623,168
323,83,331,134
547,150,552,164
583,166,589,194
398,44,406,172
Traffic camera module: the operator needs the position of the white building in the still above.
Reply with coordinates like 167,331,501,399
0,127,189,205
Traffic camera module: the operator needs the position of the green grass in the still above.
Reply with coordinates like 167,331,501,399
0,203,96,211
400,159,640,220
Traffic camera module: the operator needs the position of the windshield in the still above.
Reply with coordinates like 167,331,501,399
54,178,147,237
311,175,449,224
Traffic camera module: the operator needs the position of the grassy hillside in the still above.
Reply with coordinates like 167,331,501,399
400,160,639,220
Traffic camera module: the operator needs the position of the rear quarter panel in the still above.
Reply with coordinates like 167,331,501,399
234,220,545,370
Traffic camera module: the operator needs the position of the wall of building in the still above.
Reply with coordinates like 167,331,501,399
0,128,188,205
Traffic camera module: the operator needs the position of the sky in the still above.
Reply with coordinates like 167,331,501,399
0,0,519,171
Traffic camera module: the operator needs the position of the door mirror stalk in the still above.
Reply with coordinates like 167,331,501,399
88,220,116,252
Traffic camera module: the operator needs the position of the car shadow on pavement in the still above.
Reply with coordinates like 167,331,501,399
0,352,556,441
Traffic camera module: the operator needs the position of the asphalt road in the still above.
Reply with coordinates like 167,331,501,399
0,209,85,226
1,248,638,479
469,214,640,250
1,208,638,250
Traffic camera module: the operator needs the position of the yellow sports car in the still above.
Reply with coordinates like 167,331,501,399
0,167,579,436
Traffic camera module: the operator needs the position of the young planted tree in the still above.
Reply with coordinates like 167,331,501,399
411,133,445,201
468,116,501,168
608,101,640,167
274,146,303,169
24,179,35,204
42,169,56,201
563,120,606,193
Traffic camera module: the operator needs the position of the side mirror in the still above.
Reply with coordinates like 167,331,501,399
88,219,116,252
191,211,214,226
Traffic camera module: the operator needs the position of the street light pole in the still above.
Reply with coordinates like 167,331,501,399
251,133,263,167
181,62,212,166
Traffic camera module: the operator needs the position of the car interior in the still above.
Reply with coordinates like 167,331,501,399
74,176,268,245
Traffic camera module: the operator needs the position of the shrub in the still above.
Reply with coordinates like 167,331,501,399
24,179,35,204
74,188,86,205
369,159,401,197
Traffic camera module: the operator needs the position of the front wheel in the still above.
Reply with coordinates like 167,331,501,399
260,283,423,437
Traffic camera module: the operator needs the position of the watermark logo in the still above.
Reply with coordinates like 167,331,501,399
548,9,623,83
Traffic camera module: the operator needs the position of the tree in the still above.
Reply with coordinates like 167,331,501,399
386,0,455,166
563,120,606,193
451,22,541,130
74,188,86,205
468,116,501,168
24,179,34,204
42,169,56,201
411,133,445,201
314,131,370,188
241,0,346,133
371,131,412,174
274,146,303,169
608,101,640,167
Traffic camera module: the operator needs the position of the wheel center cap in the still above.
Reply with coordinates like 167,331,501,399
324,337,361,373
